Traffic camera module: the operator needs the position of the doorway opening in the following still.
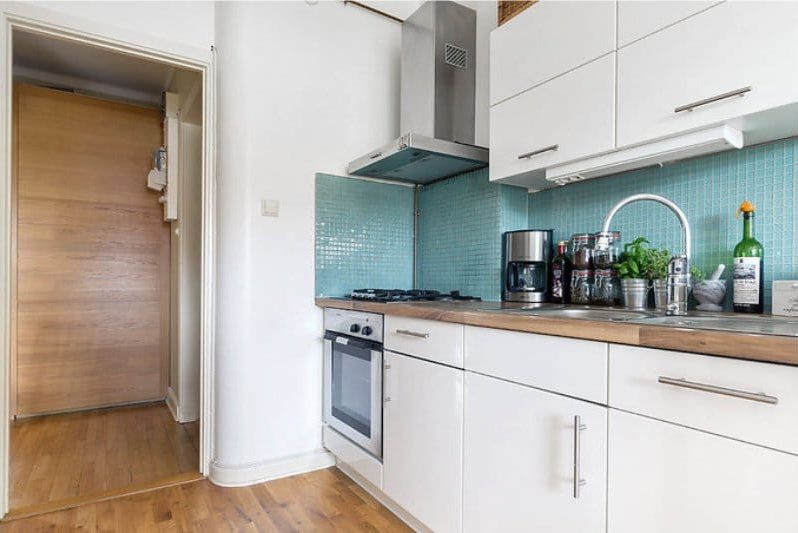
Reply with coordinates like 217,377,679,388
7,28,204,516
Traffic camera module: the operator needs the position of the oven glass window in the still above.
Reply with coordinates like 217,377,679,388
331,340,373,438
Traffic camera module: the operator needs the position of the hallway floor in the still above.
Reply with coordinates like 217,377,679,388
10,402,199,512
0,467,410,532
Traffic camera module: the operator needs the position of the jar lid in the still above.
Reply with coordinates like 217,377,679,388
571,233,594,242
595,269,617,276
573,269,594,277
594,231,621,240
557,240,569,246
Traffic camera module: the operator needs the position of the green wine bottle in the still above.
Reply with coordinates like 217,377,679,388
733,201,764,313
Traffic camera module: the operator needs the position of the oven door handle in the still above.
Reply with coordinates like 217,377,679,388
324,331,380,351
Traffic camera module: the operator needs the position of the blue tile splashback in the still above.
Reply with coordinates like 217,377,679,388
528,137,798,311
315,173,415,296
416,168,529,300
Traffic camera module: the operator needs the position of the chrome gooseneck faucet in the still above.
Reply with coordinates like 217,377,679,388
598,194,692,316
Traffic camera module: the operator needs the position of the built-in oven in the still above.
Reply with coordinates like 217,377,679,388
323,308,384,459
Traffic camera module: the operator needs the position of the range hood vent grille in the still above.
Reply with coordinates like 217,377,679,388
445,43,468,69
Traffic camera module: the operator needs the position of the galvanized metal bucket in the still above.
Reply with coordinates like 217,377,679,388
621,278,650,310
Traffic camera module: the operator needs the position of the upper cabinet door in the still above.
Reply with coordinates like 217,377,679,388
490,0,616,105
617,1,798,147
490,53,615,183
617,1,722,47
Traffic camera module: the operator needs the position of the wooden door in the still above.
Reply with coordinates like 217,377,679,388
13,84,169,416
383,350,463,533
463,372,607,533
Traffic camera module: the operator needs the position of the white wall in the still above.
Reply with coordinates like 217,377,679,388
212,0,402,480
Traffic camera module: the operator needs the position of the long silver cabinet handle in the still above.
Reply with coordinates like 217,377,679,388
395,329,429,339
674,86,752,113
518,144,559,160
573,415,587,499
383,361,391,404
657,376,778,404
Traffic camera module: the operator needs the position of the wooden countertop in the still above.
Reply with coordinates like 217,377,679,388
315,298,798,366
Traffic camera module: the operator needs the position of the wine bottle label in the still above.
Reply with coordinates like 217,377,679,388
733,257,761,305
552,268,563,299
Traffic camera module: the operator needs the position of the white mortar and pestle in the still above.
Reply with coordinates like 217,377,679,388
693,264,727,311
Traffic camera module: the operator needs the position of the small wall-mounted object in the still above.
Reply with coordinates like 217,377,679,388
261,199,279,217
545,125,744,187
147,147,167,191
772,281,798,317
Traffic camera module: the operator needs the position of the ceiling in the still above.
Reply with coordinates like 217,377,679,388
12,29,175,104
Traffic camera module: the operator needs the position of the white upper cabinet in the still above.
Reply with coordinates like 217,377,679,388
490,0,616,105
490,53,615,185
617,1,798,147
617,1,722,47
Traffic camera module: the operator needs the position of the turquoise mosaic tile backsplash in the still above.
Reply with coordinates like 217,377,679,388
528,137,798,310
417,168,528,300
315,174,414,296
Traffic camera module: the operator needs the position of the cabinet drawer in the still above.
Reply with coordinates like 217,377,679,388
384,316,463,367
617,1,798,147
617,1,721,48
490,0,615,105
490,53,615,183
465,326,607,404
609,345,798,454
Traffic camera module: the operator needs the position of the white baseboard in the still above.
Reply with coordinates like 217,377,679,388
209,449,335,488
165,387,180,421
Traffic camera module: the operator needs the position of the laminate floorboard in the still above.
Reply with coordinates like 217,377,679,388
1,467,411,532
10,402,199,511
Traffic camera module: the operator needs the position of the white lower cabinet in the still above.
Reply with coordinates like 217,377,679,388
608,409,798,533
383,350,463,533
463,372,607,533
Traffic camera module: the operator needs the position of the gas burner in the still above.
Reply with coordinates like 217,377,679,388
350,289,481,303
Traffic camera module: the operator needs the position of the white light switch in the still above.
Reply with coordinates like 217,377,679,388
261,199,279,217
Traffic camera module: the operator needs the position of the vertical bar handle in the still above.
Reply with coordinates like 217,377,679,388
573,415,587,499
383,359,391,404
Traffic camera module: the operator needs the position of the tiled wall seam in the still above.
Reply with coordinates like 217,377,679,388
528,137,798,310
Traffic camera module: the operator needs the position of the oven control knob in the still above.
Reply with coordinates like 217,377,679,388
361,326,373,336
349,324,360,333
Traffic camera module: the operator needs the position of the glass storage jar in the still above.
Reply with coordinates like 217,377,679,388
594,269,621,306
571,233,595,270
570,269,595,305
593,231,621,269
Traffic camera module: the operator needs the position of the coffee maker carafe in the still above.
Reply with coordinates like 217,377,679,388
503,230,553,303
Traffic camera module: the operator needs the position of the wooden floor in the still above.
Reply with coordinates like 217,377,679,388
10,402,199,511
1,467,411,532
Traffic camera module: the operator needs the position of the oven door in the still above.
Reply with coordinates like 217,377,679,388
323,332,383,459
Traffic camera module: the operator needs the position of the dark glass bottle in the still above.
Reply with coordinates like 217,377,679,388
551,240,572,304
733,201,764,313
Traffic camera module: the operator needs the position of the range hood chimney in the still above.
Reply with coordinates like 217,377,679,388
347,1,488,184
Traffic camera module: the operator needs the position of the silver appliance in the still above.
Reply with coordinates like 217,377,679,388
323,308,384,459
347,1,488,184
503,230,553,303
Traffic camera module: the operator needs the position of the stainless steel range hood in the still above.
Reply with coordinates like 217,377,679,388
348,1,488,184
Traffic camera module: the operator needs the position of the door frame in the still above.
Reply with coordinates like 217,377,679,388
0,6,216,516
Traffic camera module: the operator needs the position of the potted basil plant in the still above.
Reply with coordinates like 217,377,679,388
613,237,652,310
646,248,672,311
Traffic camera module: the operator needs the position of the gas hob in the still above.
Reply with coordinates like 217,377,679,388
350,289,481,303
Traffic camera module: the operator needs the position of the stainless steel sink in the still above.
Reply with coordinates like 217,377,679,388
511,306,656,322
630,315,798,337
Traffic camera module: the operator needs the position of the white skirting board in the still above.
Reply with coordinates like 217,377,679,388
166,387,180,422
209,449,335,488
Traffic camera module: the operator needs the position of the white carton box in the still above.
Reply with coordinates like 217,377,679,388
772,281,798,317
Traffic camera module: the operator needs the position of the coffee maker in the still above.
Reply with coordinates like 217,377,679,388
503,230,553,303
